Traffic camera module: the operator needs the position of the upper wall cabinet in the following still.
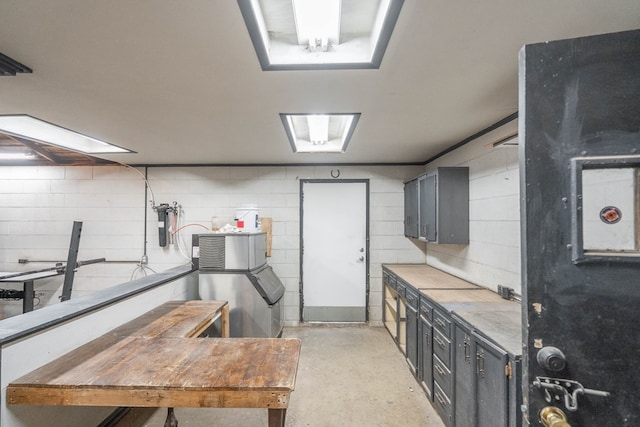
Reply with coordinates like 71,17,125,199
405,167,469,244
404,179,420,238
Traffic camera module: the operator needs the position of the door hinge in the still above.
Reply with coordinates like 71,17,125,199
505,361,513,379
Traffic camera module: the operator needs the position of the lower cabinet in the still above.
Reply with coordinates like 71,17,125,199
418,299,433,399
475,336,509,427
405,287,419,375
382,271,400,343
431,307,454,426
454,320,520,427
454,324,474,427
382,266,521,427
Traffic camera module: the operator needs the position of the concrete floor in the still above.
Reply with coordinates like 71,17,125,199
125,325,445,427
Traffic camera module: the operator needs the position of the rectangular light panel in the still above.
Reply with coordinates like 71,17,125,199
0,115,131,154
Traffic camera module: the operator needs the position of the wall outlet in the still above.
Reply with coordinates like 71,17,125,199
497,285,515,300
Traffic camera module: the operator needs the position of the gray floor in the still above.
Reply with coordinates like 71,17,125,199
127,325,445,426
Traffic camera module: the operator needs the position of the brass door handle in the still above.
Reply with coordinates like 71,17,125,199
540,406,571,427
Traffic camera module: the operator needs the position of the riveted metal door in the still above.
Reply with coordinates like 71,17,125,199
520,30,640,426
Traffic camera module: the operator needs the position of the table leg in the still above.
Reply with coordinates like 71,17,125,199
23,280,34,313
268,408,286,427
221,304,230,337
164,407,178,427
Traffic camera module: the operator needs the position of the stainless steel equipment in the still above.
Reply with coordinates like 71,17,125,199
193,233,284,338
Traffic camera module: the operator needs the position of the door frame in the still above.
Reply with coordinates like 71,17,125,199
299,179,370,322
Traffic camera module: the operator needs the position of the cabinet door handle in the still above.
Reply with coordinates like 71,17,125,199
434,335,446,349
464,334,471,362
435,364,446,377
435,392,447,407
435,318,446,329
476,349,485,378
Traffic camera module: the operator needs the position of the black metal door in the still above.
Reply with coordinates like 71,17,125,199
520,29,640,426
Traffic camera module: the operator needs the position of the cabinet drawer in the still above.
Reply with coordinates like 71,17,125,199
405,287,419,310
433,381,453,427
419,297,433,322
397,280,407,299
433,309,452,338
433,354,453,398
433,328,452,368
389,274,397,291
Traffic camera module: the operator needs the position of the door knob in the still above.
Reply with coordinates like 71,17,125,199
540,406,571,427
537,346,567,372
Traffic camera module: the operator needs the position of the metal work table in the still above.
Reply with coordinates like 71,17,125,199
0,270,63,313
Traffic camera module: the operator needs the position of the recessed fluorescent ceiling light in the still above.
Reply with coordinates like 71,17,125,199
0,152,36,160
280,113,360,153
0,115,132,154
238,0,404,70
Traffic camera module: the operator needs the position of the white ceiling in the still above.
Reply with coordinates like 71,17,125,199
0,0,638,165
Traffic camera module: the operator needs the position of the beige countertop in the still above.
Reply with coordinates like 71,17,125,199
383,264,481,290
384,264,522,356
420,288,505,304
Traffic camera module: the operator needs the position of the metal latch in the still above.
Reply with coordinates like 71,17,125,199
533,376,610,412
505,361,513,380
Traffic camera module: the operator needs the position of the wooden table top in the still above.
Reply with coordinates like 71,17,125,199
7,300,300,410
110,300,228,339
7,337,302,408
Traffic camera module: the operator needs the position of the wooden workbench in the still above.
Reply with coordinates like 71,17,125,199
6,300,301,427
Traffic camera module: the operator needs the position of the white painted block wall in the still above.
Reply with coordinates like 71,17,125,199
424,120,522,294
0,164,426,323
1,123,523,321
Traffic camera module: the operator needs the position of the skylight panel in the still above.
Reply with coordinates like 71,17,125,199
0,115,132,154
280,113,360,153
238,0,404,70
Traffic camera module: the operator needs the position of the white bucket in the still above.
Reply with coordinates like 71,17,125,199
235,205,259,232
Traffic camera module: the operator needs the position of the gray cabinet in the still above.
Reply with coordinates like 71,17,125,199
419,167,469,244
382,269,408,355
404,167,469,244
432,307,454,426
475,334,509,427
452,311,522,427
382,270,401,345
419,297,434,399
419,174,437,241
382,265,521,427
405,286,419,375
404,179,419,238
454,323,474,427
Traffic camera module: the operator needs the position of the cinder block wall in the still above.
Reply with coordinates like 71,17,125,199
425,120,521,294
0,128,523,321
0,164,426,323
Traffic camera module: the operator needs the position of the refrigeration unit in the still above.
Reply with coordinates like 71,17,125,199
193,232,284,338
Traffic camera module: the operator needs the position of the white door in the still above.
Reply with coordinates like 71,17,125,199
301,180,368,322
